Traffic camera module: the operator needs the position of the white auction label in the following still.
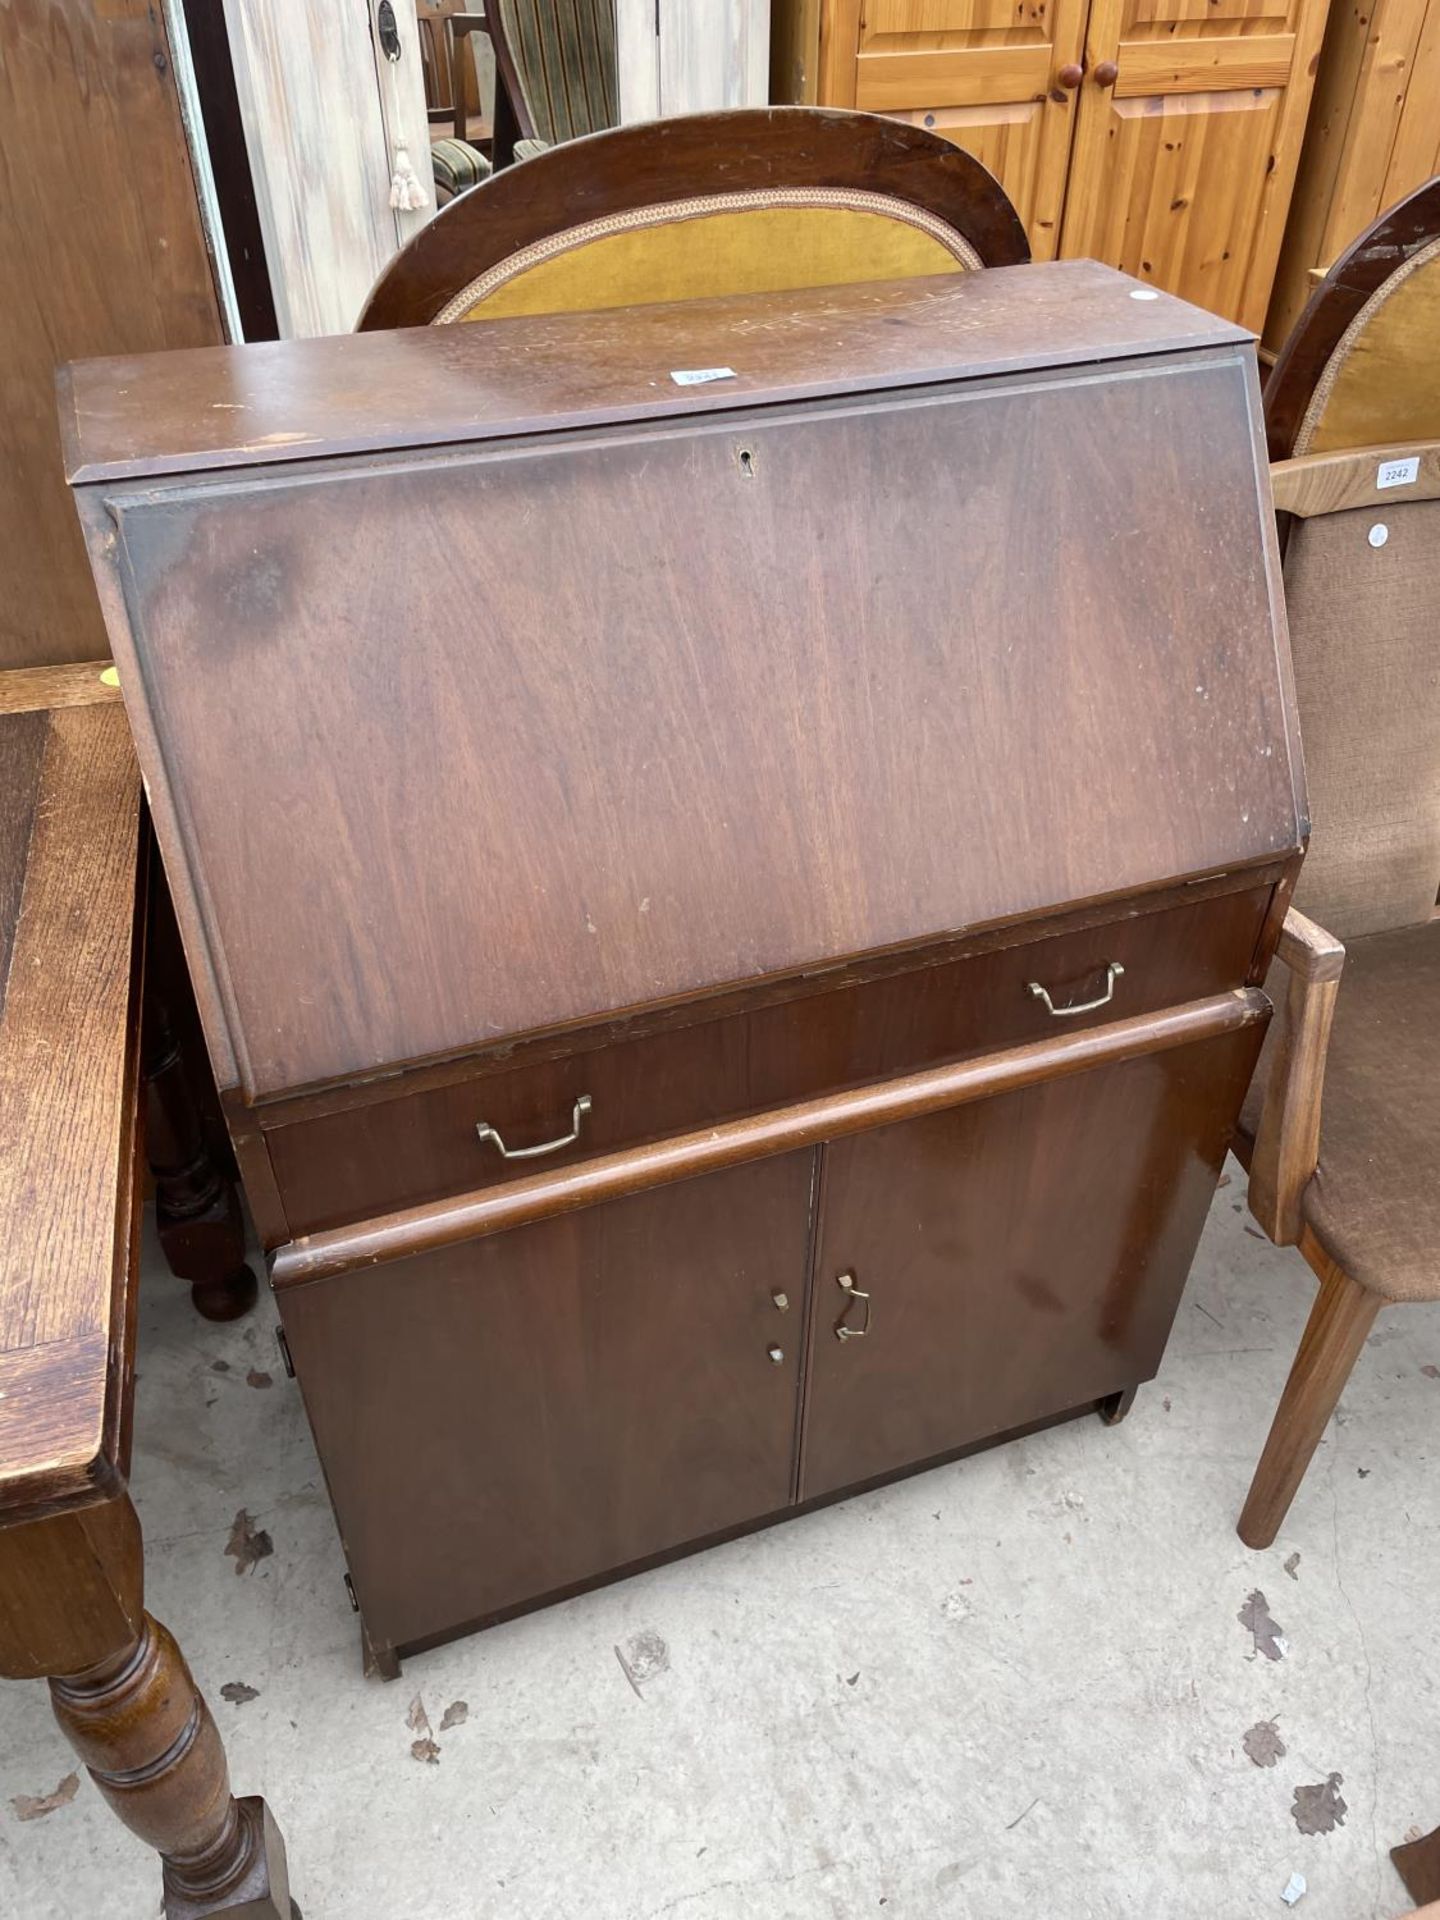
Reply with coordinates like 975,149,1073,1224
670,367,737,386
1376,455,1420,489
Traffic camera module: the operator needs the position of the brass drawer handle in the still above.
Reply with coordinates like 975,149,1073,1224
835,1271,871,1342
1027,960,1125,1018
475,1094,592,1161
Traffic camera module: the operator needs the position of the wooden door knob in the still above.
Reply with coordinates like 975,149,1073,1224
1093,59,1119,85
1057,63,1084,88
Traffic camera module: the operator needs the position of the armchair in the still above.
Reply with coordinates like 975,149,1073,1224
1234,438,1440,1547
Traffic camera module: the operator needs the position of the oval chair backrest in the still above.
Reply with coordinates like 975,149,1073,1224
1293,235,1440,456
356,111,1030,334
433,186,985,324
1266,175,1440,461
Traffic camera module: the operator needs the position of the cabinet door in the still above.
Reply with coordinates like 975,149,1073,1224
800,1028,1261,1501
280,1151,815,1655
819,0,1088,258
221,0,435,336
1058,0,1330,328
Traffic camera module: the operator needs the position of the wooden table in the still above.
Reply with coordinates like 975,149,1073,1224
0,665,292,1918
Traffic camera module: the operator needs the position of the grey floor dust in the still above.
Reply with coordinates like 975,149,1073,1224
2,1163,1435,1920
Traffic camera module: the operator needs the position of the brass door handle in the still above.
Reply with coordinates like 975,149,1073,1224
1027,961,1125,1017
835,1271,871,1342
476,1094,592,1160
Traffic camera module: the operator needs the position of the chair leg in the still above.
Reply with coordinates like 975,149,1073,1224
1238,1240,1380,1549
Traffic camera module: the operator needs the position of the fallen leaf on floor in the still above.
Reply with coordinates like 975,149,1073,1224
406,1696,440,1764
245,1369,273,1390
1244,1224,1266,1240
615,1630,670,1698
1243,1719,1286,1767
845,1672,860,1687
11,1774,79,1822
224,1509,273,1576
439,1701,468,1732
210,1360,231,1374
1284,1552,1301,1581
1422,1365,1439,1380
1238,1590,1286,1661
1292,1773,1346,1836
220,1681,260,1705
1218,1172,1232,1188
1358,1467,1371,1479
1281,1870,1307,1905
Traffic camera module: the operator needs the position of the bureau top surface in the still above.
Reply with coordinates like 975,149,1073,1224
70,265,1299,1103
60,261,1248,483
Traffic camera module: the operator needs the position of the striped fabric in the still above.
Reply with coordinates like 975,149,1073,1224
430,137,492,201
496,0,617,146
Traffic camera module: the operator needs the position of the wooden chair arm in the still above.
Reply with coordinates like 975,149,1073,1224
1248,907,1345,1245
1276,904,1345,981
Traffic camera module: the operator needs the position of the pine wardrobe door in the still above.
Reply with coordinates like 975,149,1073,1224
1057,0,1330,328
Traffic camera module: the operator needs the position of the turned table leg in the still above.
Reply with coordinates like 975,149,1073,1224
145,991,257,1323
0,1496,292,1918
52,1617,293,1919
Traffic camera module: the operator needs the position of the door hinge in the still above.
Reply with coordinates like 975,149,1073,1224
344,1572,361,1614
275,1324,296,1379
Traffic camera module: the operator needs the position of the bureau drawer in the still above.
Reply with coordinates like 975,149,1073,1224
265,885,1271,1235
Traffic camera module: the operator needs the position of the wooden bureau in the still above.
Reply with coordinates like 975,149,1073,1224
62,262,1304,1675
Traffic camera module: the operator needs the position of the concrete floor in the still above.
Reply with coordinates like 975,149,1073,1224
2,1162,1436,1920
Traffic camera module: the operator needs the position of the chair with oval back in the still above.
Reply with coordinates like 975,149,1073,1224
357,107,1029,333
1265,174,1440,462
1186,177,1440,1555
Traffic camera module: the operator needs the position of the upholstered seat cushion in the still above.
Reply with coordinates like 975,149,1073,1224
1244,921,1440,1301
